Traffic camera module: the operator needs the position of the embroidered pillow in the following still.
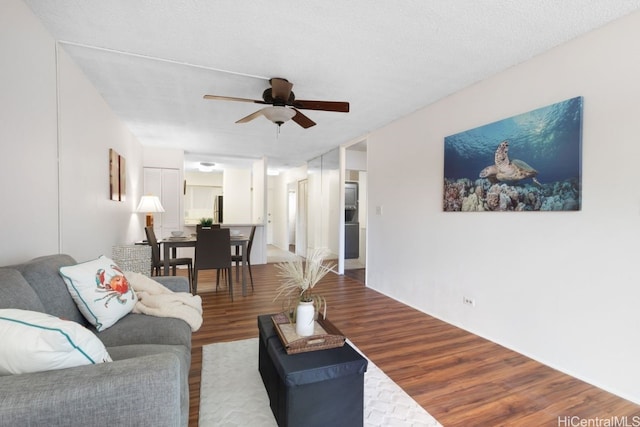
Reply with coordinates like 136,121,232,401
0,309,112,375
59,256,137,331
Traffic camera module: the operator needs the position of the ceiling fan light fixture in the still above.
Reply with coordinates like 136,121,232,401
204,78,348,129
263,106,295,126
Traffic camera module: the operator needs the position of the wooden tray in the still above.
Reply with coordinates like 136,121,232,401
271,312,346,354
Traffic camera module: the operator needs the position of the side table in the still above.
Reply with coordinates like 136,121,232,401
257,314,368,427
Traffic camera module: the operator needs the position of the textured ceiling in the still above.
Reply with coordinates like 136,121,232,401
23,0,640,171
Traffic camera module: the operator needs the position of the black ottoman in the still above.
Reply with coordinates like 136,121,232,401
258,314,280,395
257,315,368,427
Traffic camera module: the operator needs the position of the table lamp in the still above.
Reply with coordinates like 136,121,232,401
136,195,165,228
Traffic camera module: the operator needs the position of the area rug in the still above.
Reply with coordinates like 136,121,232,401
199,338,442,427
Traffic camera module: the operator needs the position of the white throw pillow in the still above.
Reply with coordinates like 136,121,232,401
59,256,138,331
0,309,112,375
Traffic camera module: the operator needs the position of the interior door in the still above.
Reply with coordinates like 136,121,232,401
267,187,274,244
287,184,297,253
160,169,181,235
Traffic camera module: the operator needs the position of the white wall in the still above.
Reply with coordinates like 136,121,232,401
58,48,145,258
346,149,367,171
366,10,640,403
325,167,340,257
143,146,184,170
185,170,223,187
252,158,266,224
0,0,59,263
0,0,146,264
222,167,252,223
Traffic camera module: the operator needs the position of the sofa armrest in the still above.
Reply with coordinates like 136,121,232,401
155,275,190,293
0,353,181,427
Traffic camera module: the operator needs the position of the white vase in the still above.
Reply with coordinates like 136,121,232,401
295,301,316,337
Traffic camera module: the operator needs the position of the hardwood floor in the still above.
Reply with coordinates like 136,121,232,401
186,264,640,426
344,267,366,284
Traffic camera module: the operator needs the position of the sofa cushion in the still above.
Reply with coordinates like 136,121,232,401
97,312,192,348
59,256,138,331
0,309,112,375
0,352,181,427
0,268,46,312
107,344,190,427
16,254,87,326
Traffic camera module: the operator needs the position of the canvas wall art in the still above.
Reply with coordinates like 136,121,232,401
109,148,126,202
443,96,583,212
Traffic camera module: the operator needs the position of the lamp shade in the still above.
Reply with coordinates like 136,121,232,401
263,106,296,125
136,195,165,213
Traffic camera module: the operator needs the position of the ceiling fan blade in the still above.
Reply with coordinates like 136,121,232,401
291,108,316,129
236,108,266,124
270,78,293,101
203,94,267,104
291,99,350,113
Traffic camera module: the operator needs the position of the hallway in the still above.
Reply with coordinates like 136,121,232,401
267,244,365,284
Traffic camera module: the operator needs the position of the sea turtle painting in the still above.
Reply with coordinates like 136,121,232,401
479,140,541,186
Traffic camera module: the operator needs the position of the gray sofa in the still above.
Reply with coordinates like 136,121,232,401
0,254,192,427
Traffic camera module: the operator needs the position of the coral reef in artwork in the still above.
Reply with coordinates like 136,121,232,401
443,96,583,212
443,177,580,212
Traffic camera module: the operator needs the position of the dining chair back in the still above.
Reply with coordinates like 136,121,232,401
144,226,193,290
193,227,233,299
196,224,221,232
231,225,256,290
144,226,163,274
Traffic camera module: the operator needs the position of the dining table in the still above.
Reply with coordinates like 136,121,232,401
160,234,251,296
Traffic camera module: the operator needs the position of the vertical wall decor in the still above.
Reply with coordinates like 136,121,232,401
443,96,583,212
109,148,126,201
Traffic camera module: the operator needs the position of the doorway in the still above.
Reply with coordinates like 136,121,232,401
287,183,296,253
344,141,367,281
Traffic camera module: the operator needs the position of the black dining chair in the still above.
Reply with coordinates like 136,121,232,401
193,227,233,299
196,224,221,232
144,226,193,291
231,225,256,291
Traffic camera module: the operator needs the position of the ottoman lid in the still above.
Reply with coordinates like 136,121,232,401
267,336,368,386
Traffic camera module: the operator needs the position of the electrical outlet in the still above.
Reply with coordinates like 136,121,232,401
463,296,475,307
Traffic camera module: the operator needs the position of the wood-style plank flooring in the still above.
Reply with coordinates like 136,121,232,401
186,264,640,426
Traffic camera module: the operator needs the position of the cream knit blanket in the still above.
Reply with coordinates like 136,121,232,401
125,271,203,332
